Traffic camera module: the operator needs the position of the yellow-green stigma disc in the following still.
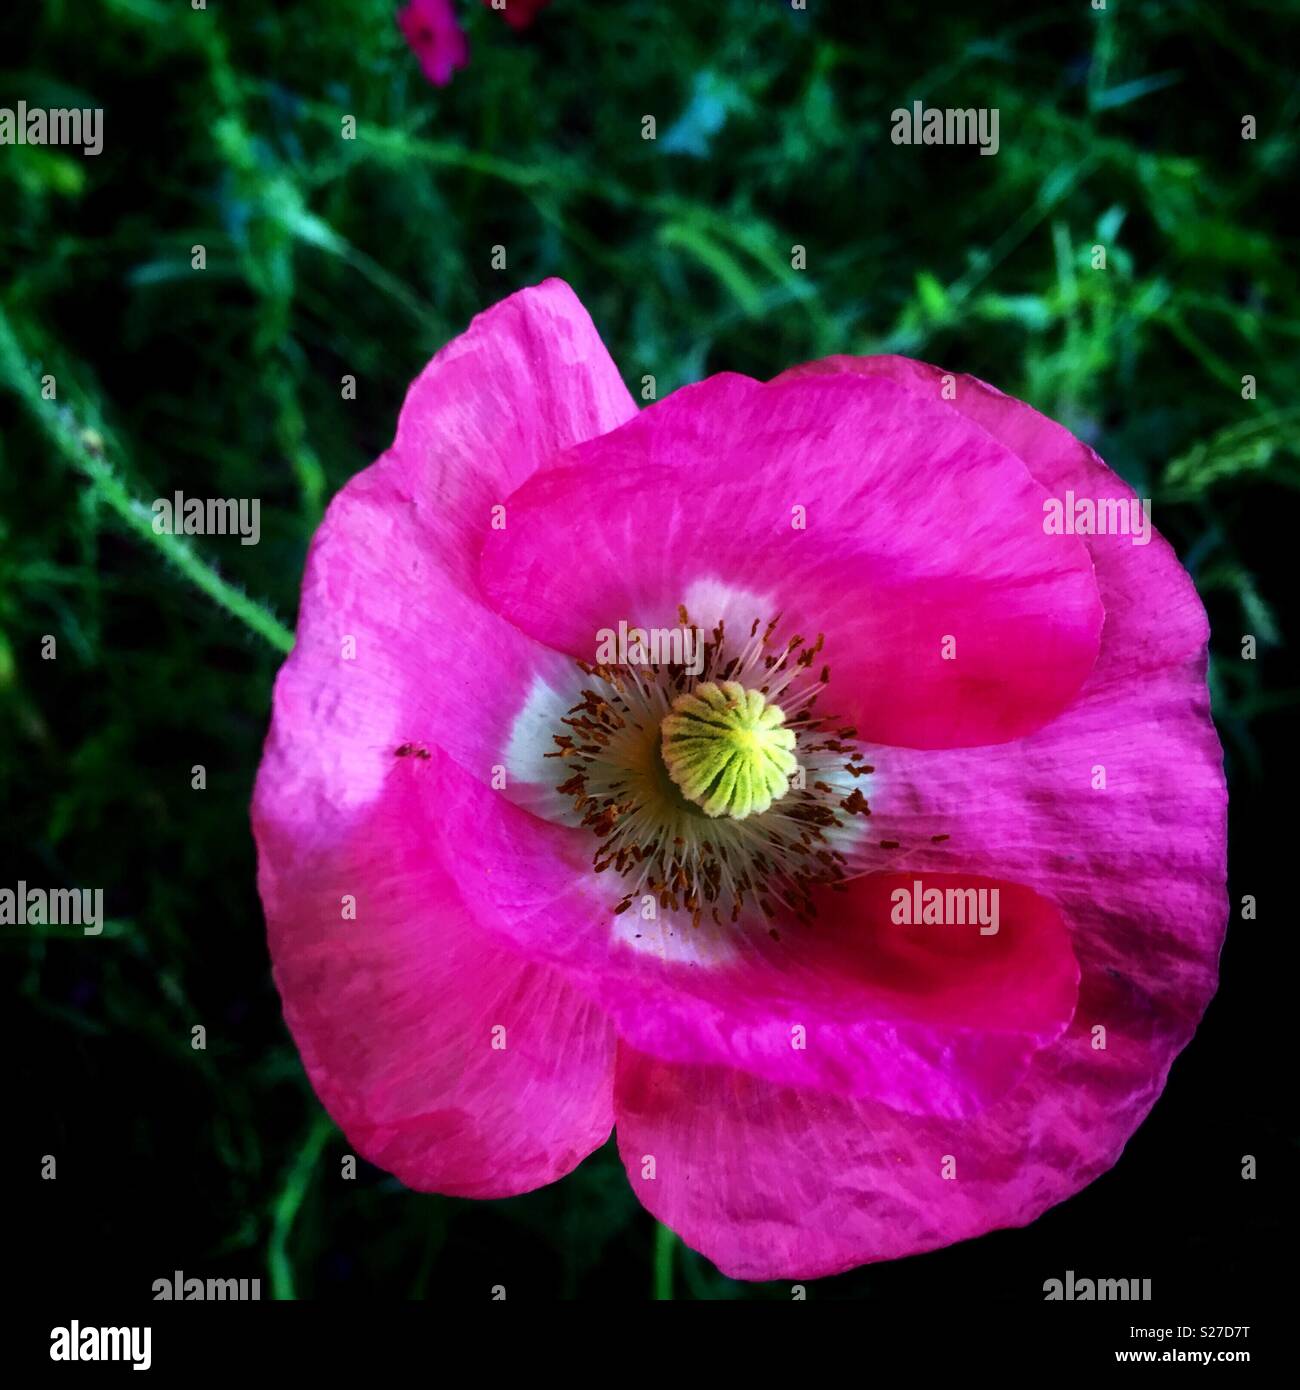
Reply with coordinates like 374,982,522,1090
660,680,798,820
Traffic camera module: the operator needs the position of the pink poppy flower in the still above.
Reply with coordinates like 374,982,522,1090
252,281,1226,1280
397,0,468,88
481,0,551,31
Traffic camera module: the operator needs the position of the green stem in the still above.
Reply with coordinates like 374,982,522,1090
267,1112,332,1300
0,308,295,655
654,1222,677,1301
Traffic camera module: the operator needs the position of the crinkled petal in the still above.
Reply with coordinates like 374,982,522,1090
253,757,616,1197
430,751,1078,1115
615,1016,1171,1279
788,355,1226,1052
268,280,637,820
609,355,1227,1276
254,281,637,1193
481,371,1103,749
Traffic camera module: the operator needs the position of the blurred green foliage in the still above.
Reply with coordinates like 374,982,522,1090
2,0,1292,1299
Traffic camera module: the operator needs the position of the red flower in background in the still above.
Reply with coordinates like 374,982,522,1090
398,0,469,87
482,0,551,31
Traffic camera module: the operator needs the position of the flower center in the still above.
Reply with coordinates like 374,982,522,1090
660,681,797,820
548,610,873,927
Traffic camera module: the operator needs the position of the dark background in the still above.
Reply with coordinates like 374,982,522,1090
2,0,1293,1302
